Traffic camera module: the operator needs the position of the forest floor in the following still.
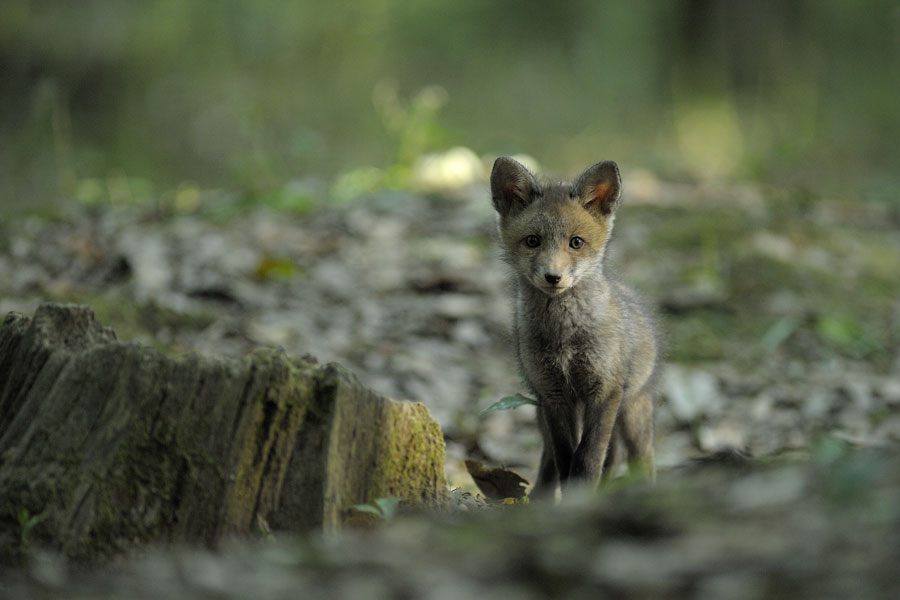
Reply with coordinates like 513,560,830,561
1,171,899,597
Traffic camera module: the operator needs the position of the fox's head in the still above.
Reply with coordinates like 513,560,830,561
490,156,622,296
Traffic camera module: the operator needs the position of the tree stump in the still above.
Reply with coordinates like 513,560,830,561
0,303,448,563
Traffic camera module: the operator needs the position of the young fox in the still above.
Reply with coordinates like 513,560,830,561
490,157,659,497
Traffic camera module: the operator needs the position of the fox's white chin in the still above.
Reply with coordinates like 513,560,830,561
538,284,569,296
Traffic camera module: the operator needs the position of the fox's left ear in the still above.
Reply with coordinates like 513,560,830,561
573,161,622,217
490,156,539,219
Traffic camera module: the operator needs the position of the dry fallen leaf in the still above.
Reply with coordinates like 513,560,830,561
465,460,530,501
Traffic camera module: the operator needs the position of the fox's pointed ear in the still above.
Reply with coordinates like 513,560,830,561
573,160,622,217
490,156,539,218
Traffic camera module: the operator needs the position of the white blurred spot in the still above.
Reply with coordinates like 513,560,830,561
411,146,485,192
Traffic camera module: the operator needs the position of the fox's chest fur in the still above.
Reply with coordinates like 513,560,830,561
514,277,628,405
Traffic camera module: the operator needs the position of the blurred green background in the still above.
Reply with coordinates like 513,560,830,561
2,0,899,212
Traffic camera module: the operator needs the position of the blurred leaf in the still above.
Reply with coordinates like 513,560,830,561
349,504,383,517
16,508,46,546
254,257,298,281
331,167,386,203
816,314,881,358
75,176,155,208
760,317,797,352
820,449,881,508
75,178,105,206
268,180,321,214
174,182,202,213
812,435,849,465
479,394,538,416
350,497,401,521
374,497,401,520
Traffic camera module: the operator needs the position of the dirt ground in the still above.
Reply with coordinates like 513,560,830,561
1,172,899,597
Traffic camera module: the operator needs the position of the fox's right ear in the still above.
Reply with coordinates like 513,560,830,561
573,160,622,217
490,156,538,218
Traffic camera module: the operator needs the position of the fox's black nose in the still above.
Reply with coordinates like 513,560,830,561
544,273,561,285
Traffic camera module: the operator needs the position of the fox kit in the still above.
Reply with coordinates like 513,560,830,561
490,157,659,498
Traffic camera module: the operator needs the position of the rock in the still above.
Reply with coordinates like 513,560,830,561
447,487,492,512
0,303,448,563
697,421,747,453
661,365,722,423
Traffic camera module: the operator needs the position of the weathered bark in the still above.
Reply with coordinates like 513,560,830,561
0,303,448,563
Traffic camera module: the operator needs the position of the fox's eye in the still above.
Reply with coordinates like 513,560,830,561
569,236,584,250
524,235,541,248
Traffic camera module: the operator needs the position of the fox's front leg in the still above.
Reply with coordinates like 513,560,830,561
533,399,577,496
531,438,558,499
570,388,623,487
619,386,656,482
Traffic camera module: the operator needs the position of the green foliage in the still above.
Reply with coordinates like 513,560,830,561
812,435,851,466
816,314,882,359
760,317,797,353
330,84,449,202
75,175,156,208
253,257,299,281
812,436,884,509
350,497,401,521
3,2,900,211
479,394,538,416
16,507,47,548
373,82,449,169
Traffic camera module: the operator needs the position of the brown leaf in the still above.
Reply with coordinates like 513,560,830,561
465,460,530,501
